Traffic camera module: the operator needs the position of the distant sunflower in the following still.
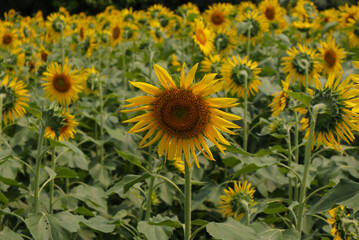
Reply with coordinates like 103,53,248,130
282,44,321,87
219,181,256,221
44,110,78,141
318,37,346,79
109,19,123,46
42,60,82,106
237,2,257,15
205,3,231,30
0,75,29,126
36,45,50,63
0,27,19,49
46,12,68,41
338,4,359,28
201,54,223,74
297,73,359,150
213,27,237,55
237,11,269,44
347,14,359,48
327,206,351,240
221,55,261,98
269,80,291,117
82,66,100,95
122,63,241,168
258,0,288,33
192,19,214,56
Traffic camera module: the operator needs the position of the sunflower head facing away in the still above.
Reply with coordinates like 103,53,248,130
221,55,262,99
42,59,83,106
219,180,255,221
269,80,291,117
327,206,353,240
297,74,359,150
0,75,29,126
122,63,241,168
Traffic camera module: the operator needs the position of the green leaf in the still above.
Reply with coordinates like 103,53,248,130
307,178,359,214
0,175,26,189
232,155,278,178
105,175,144,196
206,218,257,240
124,174,151,193
74,207,95,217
148,219,182,228
23,104,42,119
285,91,312,107
226,143,271,157
44,167,57,180
55,167,79,179
79,215,115,233
264,203,288,214
0,227,23,240
89,163,111,188
71,185,107,214
49,140,87,163
192,219,209,226
0,191,9,204
138,215,176,240
115,148,143,168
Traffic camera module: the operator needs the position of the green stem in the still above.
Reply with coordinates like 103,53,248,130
242,70,249,152
247,25,251,58
49,147,55,214
147,47,153,84
184,160,192,240
61,28,64,66
294,110,300,202
243,200,250,226
287,128,293,204
99,79,104,165
0,94,4,136
34,123,46,213
145,176,155,220
297,103,326,235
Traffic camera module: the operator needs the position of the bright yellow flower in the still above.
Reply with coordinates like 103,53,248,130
269,80,291,117
192,19,214,55
44,110,78,141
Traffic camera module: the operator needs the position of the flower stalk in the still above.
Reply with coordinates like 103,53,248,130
49,147,55,214
34,123,46,213
0,94,4,136
184,160,192,240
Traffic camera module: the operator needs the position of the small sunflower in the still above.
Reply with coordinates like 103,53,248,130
258,0,288,33
237,10,269,44
318,36,346,79
108,19,123,46
282,44,321,87
269,80,291,117
237,2,257,15
0,27,19,49
36,45,50,63
221,55,262,98
46,12,68,41
201,54,223,74
82,66,100,95
42,60,83,106
205,3,231,30
339,4,359,28
0,75,29,126
297,73,359,150
327,206,351,240
213,27,237,55
347,14,359,48
192,19,214,56
219,180,256,221
44,110,78,141
122,63,241,168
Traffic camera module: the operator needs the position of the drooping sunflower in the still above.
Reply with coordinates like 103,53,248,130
213,27,237,55
221,55,262,99
46,12,68,41
205,3,231,30
237,10,269,44
237,2,257,15
44,110,78,141
282,44,321,87
318,36,346,79
201,54,223,74
327,206,351,240
292,0,318,21
218,180,256,221
269,80,291,117
122,63,241,168
258,0,288,33
192,19,214,56
297,73,359,150
0,75,29,126
82,66,100,95
42,60,83,106
346,14,359,48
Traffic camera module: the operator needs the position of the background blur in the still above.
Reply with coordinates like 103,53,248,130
0,0,358,17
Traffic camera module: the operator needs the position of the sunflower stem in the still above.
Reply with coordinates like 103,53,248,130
241,70,249,152
34,123,46,213
99,78,104,165
297,103,326,235
246,25,251,58
184,159,192,240
147,46,153,84
242,200,250,226
287,127,293,204
0,94,4,136
145,176,155,220
294,110,300,202
61,28,64,66
49,147,55,214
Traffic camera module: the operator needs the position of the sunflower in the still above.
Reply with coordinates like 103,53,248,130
258,0,288,33
36,45,50,63
327,206,351,240
297,73,359,150
82,66,100,95
44,110,78,141
282,44,321,87
149,20,167,43
46,12,68,41
314,8,338,30
237,2,257,15
292,0,318,21
0,75,29,126
121,22,139,42
0,26,19,49
338,4,359,28
122,63,241,168
213,27,237,55
170,54,181,72
318,36,346,79
346,14,359,48
42,60,83,106
269,80,291,117
221,55,262,99
218,180,256,221
108,19,123,46
205,3,231,30
237,10,269,44
201,54,223,74
192,19,214,56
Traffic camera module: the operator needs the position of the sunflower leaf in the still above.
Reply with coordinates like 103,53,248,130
206,218,258,240
285,91,312,107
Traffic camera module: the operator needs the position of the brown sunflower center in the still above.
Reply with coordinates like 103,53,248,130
324,49,337,68
3,33,13,45
112,26,121,40
79,27,85,40
196,28,207,45
153,89,209,138
25,60,35,72
346,13,355,23
53,74,71,93
211,11,225,25
265,6,275,20
41,52,48,62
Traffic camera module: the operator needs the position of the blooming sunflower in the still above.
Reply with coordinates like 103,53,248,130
297,73,359,150
237,10,269,44
327,206,351,240
347,14,359,48
44,110,78,141
221,55,262,99
0,26,19,49
269,80,291,117
42,60,82,106
201,54,223,74
122,63,241,168
213,27,237,55
282,44,321,87
108,19,123,46
318,36,346,79
192,19,214,56
46,12,68,41
205,3,231,30
258,0,288,33
339,4,359,28
0,75,29,126
237,1,257,15
82,66,100,95
36,45,50,63
219,180,256,221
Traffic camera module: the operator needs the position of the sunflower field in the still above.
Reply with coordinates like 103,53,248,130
1,1,359,239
